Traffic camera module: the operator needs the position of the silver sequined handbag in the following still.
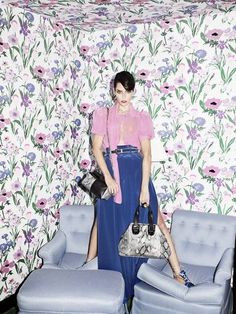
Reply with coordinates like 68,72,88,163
118,205,171,259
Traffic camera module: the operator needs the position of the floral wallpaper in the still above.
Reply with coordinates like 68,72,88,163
2,0,236,31
0,0,236,302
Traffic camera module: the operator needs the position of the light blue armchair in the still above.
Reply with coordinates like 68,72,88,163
132,209,236,314
38,204,98,269
18,205,125,314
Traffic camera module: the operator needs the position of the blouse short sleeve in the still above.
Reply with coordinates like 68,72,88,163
91,107,107,135
139,111,155,140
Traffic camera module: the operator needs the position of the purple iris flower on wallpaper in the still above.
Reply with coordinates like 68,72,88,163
187,127,200,140
188,61,201,74
70,66,78,80
23,229,34,244
121,34,133,48
70,127,78,139
20,93,31,107
71,184,78,197
186,192,199,205
22,162,32,177
20,21,30,36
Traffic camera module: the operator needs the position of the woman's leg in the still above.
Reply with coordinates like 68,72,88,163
86,217,98,262
157,208,184,284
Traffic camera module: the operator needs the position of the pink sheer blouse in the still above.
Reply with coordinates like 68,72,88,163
91,103,154,204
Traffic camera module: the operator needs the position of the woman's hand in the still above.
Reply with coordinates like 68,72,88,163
140,188,150,206
105,174,119,196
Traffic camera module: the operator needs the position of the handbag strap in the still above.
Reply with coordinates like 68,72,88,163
132,205,155,236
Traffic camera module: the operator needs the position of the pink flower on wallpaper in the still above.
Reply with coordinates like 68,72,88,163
133,0,148,4
33,66,46,77
54,148,63,158
165,148,174,156
52,86,63,95
35,133,46,144
203,166,220,177
99,59,110,67
80,159,90,169
11,180,21,191
231,186,236,194
160,83,175,94
36,198,47,209
0,190,12,202
63,141,70,150
63,199,71,206
52,22,64,32
80,45,90,55
0,38,9,52
206,29,223,41
174,76,186,86
95,0,111,3
9,109,19,119
80,103,90,112
62,80,70,89
13,249,24,260
136,69,150,80
205,98,222,110
0,260,15,273
160,19,175,29
0,114,10,128
8,34,18,45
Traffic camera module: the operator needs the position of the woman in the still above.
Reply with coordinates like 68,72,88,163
87,71,193,305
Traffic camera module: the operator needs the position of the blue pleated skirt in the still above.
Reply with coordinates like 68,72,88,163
96,145,158,302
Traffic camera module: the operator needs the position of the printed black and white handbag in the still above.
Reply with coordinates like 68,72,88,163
118,205,171,259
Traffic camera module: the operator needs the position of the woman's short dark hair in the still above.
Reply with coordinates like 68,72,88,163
114,71,135,91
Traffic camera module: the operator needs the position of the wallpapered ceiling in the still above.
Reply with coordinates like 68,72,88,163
0,0,236,301
2,0,236,30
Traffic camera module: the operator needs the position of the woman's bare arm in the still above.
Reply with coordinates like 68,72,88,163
140,138,152,205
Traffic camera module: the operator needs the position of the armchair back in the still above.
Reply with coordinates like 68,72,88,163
171,209,236,267
60,205,95,254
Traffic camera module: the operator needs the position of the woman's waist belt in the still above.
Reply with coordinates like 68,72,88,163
103,147,140,156
111,147,140,154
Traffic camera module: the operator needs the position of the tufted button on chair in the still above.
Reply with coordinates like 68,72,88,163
132,209,236,314
38,204,97,269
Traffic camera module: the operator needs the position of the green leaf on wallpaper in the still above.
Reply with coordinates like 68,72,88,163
226,114,235,125
220,68,226,82
200,32,207,42
178,151,187,158
226,138,235,153
199,100,206,111
227,68,236,83
174,153,183,165
9,47,16,62
217,204,222,215
179,86,188,93
219,137,224,152
228,44,236,55
225,206,233,215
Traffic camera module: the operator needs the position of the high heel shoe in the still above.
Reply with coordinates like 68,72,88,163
174,270,194,288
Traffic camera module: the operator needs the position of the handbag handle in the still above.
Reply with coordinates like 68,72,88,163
132,205,155,236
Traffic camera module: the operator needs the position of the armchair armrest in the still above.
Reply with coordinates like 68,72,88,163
214,248,234,284
38,230,66,266
137,263,224,304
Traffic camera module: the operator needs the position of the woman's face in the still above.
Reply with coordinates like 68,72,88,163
114,82,133,109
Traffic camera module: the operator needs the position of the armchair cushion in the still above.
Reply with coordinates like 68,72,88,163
38,230,66,266
214,248,234,284
59,252,86,269
138,263,224,304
